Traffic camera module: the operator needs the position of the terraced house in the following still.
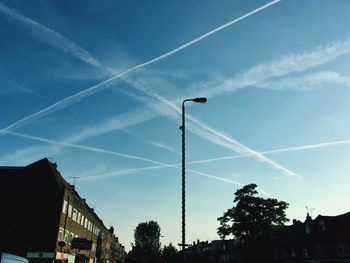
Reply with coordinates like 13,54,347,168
0,158,125,263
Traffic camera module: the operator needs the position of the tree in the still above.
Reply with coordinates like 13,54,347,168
217,184,289,262
129,221,161,263
161,243,178,263
217,184,289,241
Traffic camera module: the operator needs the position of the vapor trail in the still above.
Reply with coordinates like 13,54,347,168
0,0,281,133
0,0,297,178
125,79,300,178
3,130,246,187
3,131,172,167
0,1,106,70
188,139,350,165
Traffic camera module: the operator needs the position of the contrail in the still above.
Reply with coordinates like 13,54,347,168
0,2,107,70
188,139,350,165
0,0,298,178
3,130,173,167
124,78,300,178
0,0,281,133
3,130,246,188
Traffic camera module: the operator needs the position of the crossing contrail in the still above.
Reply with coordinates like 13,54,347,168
0,0,299,178
187,139,350,165
124,79,300,178
3,130,246,188
0,0,281,133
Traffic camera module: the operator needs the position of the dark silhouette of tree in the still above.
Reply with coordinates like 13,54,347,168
161,243,178,263
128,221,161,263
217,184,289,263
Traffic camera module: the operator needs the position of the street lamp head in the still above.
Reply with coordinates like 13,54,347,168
192,97,207,103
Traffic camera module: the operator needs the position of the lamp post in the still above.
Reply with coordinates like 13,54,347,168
180,97,207,262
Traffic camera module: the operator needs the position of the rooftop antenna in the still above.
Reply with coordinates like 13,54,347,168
309,208,315,218
69,176,80,187
305,205,315,218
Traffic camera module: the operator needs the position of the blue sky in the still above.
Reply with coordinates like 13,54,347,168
1,0,350,251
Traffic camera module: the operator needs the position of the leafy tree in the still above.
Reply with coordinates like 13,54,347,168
217,183,289,241
217,184,289,262
161,243,178,263
129,221,161,263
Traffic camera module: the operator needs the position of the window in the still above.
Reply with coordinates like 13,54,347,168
58,227,64,241
81,215,84,226
68,232,74,243
291,248,296,258
68,204,73,218
84,219,88,229
62,200,68,214
72,208,77,221
64,230,70,243
319,219,326,232
77,211,81,224
305,223,310,234
337,244,350,256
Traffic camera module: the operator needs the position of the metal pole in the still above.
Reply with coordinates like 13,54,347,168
181,102,186,262
180,97,206,262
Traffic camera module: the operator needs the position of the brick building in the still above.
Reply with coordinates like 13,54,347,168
0,158,124,263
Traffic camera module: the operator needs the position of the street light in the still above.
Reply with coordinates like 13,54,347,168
180,97,207,262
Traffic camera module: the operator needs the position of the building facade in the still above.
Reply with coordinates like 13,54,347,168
0,158,124,263
274,212,350,263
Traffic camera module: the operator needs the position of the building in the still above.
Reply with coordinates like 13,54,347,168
186,239,238,263
274,212,350,262
184,211,350,263
0,158,125,263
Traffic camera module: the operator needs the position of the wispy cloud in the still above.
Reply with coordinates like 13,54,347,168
256,71,350,91
0,144,62,166
0,0,282,133
65,108,157,143
194,39,350,99
3,0,349,180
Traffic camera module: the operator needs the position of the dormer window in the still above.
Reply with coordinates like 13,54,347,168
319,219,325,232
305,223,311,234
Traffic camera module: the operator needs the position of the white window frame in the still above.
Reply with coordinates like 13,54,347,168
72,208,78,222
68,204,73,218
77,212,81,224
58,227,64,241
62,200,68,214
64,230,69,243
